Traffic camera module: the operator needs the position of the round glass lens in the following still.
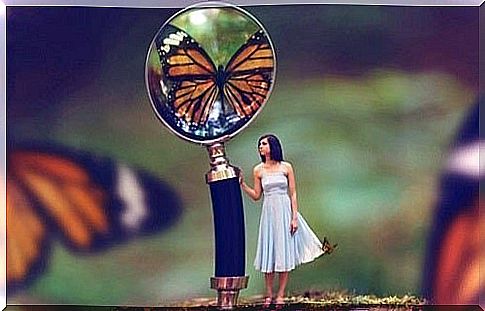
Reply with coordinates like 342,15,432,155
146,3,276,144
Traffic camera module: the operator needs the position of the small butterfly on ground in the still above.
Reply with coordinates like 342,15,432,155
322,237,338,255
5,142,183,294
157,24,274,126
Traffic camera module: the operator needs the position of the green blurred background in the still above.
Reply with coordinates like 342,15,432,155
6,4,479,306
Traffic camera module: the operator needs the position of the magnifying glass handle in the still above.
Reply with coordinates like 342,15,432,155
206,143,248,308
209,177,245,276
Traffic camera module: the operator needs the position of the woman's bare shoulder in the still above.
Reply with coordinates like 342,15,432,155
281,161,293,169
254,162,264,170
281,161,294,174
253,163,264,176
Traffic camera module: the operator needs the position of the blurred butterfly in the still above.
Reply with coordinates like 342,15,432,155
5,143,182,293
422,101,482,305
157,25,274,125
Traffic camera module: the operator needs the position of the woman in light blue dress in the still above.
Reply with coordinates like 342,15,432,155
240,134,335,305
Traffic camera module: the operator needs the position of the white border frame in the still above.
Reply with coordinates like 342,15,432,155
1,1,482,309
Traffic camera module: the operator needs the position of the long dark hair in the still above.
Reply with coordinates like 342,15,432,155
258,134,284,162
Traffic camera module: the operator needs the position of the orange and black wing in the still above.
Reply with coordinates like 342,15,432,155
431,199,482,305
422,102,482,305
7,175,48,288
6,144,182,292
223,30,274,119
158,25,219,125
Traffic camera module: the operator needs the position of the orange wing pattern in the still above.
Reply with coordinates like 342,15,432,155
224,72,271,118
9,152,108,249
7,177,46,284
158,26,274,126
170,79,219,125
423,102,481,305
6,145,182,292
159,27,218,125
224,30,274,118
432,199,483,304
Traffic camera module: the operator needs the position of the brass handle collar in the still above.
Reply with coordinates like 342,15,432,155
206,143,240,183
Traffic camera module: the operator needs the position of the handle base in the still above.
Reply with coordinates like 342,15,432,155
210,276,249,309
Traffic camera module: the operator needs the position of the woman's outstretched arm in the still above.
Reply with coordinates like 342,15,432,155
240,165,263,201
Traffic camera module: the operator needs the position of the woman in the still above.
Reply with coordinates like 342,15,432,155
240,134,335,305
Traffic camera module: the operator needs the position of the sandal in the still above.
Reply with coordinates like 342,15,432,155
322,237,338,255
274,296,285,305
263,296,272,307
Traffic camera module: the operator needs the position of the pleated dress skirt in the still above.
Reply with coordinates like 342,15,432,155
254,171,324,273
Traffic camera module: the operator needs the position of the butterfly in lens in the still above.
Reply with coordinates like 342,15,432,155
5,143,182,293
157,24,274,125
422,102,482,305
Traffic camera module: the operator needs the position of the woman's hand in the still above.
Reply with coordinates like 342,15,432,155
290,218,298,236
239,166,262,201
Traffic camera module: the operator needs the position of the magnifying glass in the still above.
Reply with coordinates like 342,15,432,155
145,2,276,307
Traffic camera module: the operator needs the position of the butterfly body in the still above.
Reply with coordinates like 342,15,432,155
155,25,275,140
215,65,228,94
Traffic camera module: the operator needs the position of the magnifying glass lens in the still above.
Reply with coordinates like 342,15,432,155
146,5,276,144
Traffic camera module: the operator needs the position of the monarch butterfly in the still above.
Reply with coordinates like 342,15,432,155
157,24,274,126
422,102,482,305
5,143,182,293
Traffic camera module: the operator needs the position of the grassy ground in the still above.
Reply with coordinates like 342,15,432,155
163,291,425,310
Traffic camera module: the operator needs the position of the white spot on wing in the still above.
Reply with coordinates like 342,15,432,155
161,31,188,54
163,37,182,46
446,140,483,178
116,164,147,231
160,78,168,96
160,44,170,54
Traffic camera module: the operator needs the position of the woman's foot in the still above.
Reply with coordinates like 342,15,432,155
274,296,285,305
322,237,338,255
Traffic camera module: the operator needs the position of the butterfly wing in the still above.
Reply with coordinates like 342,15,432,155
223,30,274,118
158,25,219,125
9,151,107,250
422,102,482,304
7,176,49,289
432,199,482,304
6,144,182,292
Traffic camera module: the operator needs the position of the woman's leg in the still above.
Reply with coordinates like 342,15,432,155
275,271,289,302
264,272,275,299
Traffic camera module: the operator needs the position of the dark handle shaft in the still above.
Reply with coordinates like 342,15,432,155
209,177,245,277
